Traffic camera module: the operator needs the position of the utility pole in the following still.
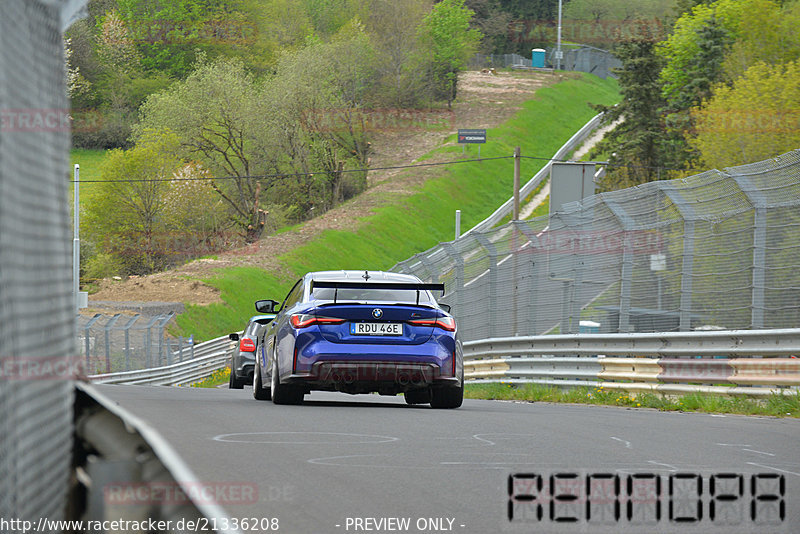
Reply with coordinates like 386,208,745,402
513,147,521,220
556,0,563,71
73,164,80,313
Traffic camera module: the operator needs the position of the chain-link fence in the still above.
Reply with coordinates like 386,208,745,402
551,45,621,80
77,313,195,375
470,46,621,79
393,151,800,342
470,52,532,69
0,1,79,529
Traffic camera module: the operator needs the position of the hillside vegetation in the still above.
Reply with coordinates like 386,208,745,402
174,73,619,340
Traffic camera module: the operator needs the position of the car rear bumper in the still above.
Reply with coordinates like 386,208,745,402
283,359,460,393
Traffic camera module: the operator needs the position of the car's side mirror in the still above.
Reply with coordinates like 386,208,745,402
439,303,452,314
255,299,280,314
229,333,240,341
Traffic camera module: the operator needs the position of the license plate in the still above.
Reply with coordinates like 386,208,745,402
351,322,403,336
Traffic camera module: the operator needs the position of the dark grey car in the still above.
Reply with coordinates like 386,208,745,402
228,314,276,388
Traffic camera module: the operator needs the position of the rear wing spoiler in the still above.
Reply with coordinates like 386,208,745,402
310,280,445,305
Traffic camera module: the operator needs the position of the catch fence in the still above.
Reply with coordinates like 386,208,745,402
393,151,800,342
77,312,194,374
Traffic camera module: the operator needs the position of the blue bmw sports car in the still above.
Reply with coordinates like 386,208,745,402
252,270,463,408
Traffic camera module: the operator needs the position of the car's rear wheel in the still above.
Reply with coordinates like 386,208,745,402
252,361,271,400
271,357,304,405
229,357,246,389
430,381,463,409
404,388,431,405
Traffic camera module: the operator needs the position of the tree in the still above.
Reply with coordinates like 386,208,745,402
465,0,512,53
690,60,800,170
659,0,788,101
134,56,279,241
84,132,183,274
418,0,482,109
365,0,431,107
267,24,377,216
592,22,668,190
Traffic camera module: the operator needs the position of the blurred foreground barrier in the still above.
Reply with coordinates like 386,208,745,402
464,329,800,396
72,383,239,531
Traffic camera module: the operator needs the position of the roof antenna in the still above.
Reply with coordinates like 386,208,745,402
362,270,370,281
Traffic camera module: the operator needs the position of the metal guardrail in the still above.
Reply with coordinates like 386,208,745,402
92,328,800,396
89,334,233,386
464,329,800,396
462,113,603,237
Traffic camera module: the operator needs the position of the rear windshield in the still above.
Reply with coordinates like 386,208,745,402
311,287,435,306
245,322,263,337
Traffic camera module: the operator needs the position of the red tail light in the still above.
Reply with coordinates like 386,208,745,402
290,314,346,329
408,316,456,332
239,338,256,352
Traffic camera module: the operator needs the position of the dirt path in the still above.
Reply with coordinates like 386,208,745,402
88,71,570,310
517,118,620,220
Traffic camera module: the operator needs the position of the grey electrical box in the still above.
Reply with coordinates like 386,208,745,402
549,162,596,214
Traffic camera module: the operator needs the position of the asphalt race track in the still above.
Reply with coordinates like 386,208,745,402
95,384,800,534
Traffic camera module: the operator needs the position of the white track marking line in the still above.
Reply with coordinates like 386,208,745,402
212,431,399,444
472,434,497,446
610,437,632,449
746,462,800,477
647,461,678,471
742,449,776,457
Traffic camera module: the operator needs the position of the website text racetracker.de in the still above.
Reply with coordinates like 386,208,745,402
0,517,280,533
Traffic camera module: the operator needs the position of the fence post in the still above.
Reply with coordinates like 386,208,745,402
660,183,699,330
602,196,637,332
83,313,102,374
143,315,161,368
417,253,439,284
517,222,545,335
513,147,521,220
730,174,768,328
121,314,140,371
103,314,122,373
441,242,464,324
475,233,499,338
157,312,175,366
